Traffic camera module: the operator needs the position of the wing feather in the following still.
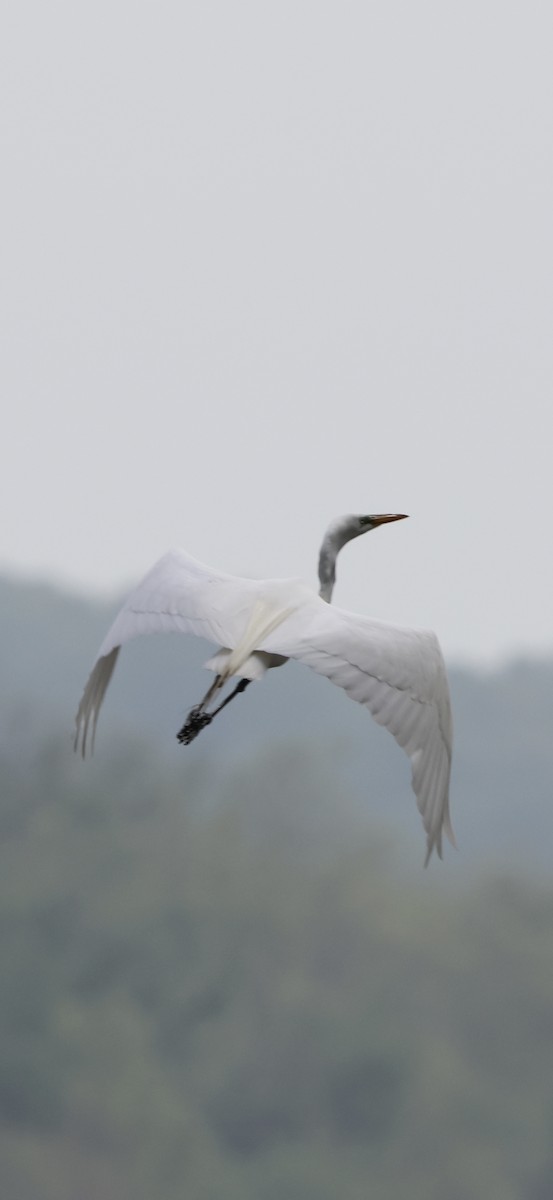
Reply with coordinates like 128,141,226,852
261,599,454,864
96,550,258,658
74,550,263,755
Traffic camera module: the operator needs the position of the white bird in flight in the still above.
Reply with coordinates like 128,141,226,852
75,514,455,864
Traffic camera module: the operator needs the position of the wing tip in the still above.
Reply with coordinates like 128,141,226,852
73,647,120,760
423,817,458,867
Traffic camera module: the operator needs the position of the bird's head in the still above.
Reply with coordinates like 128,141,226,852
325,512,408,546
318,513,408,602
356,512,408,534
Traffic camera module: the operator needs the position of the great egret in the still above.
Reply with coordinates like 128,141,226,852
75,514,454,864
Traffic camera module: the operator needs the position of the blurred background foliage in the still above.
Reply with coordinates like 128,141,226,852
2,577,553,1198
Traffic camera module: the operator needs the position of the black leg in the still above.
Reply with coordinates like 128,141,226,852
211,676,250,716
176,677,251,746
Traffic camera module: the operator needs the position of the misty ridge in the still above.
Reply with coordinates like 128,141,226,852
1,571,553,876
3,572,553,1199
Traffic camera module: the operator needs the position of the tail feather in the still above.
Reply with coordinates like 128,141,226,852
203,648,288,681
224,600,296,678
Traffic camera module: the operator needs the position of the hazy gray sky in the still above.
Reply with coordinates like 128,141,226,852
2,2,552,664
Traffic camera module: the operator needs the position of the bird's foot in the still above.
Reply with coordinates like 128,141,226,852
176,707,213,745
177,677,251,745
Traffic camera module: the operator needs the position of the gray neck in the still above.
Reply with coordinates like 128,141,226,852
318,543,336,603
318,517,361,604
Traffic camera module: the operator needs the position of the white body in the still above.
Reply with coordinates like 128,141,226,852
75,546,455,865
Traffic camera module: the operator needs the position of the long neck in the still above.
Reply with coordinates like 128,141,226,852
318,522,355,603
318,542,336,603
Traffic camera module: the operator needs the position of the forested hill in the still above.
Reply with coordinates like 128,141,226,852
2,573,553,1199
1,572,553,875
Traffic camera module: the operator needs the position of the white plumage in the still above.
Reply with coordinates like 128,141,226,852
75,515,455,865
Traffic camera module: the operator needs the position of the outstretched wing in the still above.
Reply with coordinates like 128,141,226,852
261,599,454,865
74,550,262,756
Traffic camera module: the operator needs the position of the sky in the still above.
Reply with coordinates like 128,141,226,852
2,2,553,665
